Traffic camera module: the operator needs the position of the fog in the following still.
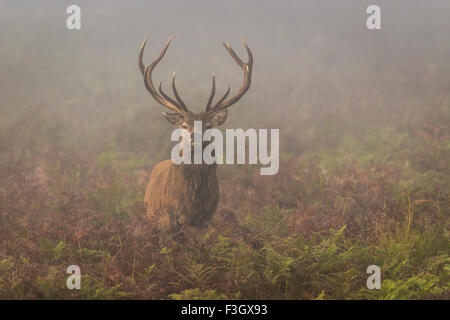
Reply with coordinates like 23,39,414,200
1,0,449,159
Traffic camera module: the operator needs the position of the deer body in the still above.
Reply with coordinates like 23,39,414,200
144,161,218,231
138,36,253,231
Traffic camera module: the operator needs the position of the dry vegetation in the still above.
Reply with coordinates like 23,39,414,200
1,88,448,299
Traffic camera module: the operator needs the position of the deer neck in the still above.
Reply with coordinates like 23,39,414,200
178,163,217,189
179,163,217,175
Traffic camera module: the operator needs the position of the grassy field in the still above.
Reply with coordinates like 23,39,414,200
0,92,448,299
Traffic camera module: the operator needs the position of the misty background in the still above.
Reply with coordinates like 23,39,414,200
0,0,449,164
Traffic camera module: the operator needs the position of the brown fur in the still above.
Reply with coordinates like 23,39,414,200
144,160,219,232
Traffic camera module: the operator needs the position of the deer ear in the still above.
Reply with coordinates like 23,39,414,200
161,112,183,125
209,110,228,126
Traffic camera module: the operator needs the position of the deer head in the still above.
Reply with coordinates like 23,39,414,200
138,36,253,146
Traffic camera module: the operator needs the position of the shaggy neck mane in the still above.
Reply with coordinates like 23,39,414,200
178,163,217,189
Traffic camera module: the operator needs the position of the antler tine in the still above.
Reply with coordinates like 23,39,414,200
139,36,186,114
158,80,184,109
213,85,230,108
205,72,216,111
139,38,147,76
209,40,253,114
171,73,188,111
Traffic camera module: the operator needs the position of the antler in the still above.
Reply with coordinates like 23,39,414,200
139,36,188,113
206,40,253,114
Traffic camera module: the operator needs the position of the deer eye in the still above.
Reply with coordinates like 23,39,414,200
181,124,189,129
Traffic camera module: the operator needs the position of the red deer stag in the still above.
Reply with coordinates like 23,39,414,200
139,36,253,232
